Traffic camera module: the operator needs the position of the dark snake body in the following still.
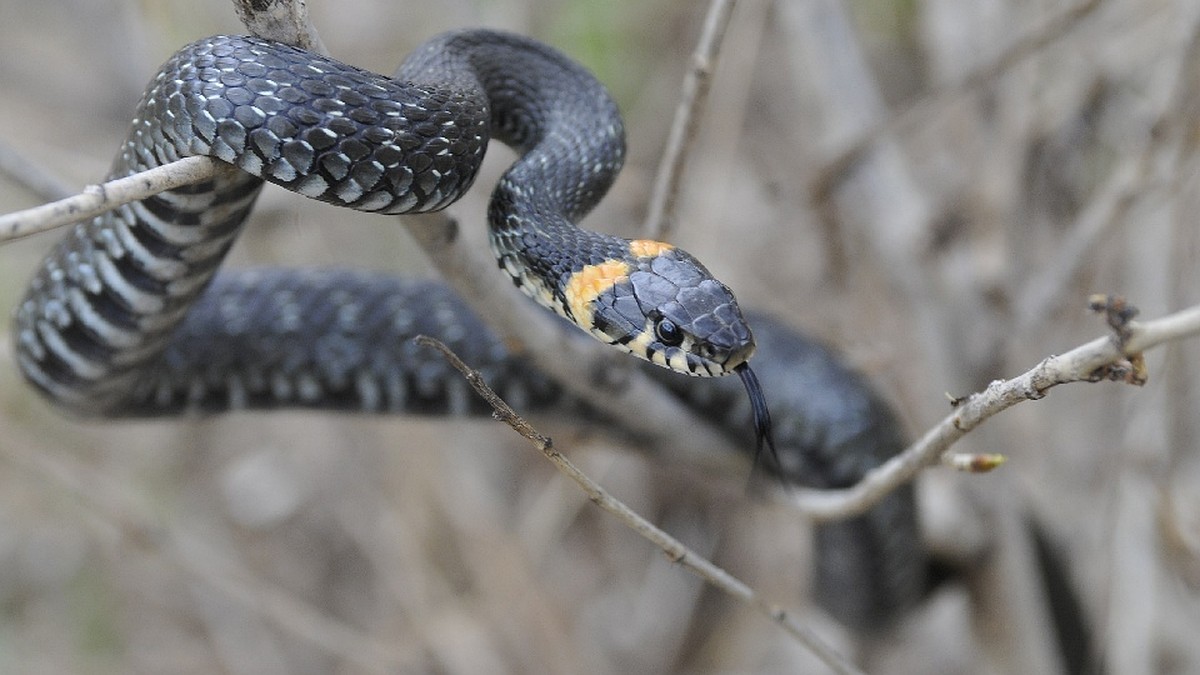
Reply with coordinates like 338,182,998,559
10,31,923,632
13,31,754,416
125,267,927,632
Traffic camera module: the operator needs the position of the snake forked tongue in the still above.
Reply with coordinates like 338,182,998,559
735,362,779,472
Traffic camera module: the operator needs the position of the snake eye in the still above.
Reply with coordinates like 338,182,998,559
654,317,684,347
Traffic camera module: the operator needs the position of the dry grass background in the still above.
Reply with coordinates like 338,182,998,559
1,0,1199,673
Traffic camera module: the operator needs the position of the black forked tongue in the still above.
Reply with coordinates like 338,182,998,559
735,362,780,476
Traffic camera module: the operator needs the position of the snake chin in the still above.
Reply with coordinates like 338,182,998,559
601,328,752,378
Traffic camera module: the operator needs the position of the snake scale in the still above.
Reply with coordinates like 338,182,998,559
9,30,925,632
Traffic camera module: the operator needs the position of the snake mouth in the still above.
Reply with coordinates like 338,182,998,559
719,344,755,374
735,362,779,471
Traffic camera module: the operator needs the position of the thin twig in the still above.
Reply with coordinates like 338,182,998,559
232,0,328,54
415,335,863,675
0,157,222,243
791,300,1200,521
0,0,330,245
641,0,738,239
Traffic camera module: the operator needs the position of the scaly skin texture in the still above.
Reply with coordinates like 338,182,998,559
12,31,757,417
14,28,922,629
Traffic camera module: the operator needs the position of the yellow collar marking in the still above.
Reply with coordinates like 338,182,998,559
628,239,675,258
564,259,631,326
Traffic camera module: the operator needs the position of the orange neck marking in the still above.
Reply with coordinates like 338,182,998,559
628,239,675,258
564,259,631,325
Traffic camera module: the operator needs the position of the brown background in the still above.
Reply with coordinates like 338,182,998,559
1,0,1198,672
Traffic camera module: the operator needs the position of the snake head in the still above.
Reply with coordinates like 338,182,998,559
563,239,776,463
567,240,756,377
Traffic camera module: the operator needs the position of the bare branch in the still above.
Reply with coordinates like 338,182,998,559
415,335,863,675
791,299,1200,521
641,0,738,239
231,0,327,53
0,157,222,243
0,1,330,245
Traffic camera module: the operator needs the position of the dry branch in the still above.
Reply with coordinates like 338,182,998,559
791,299,1200,521
232,0,327,53
415,336,863,675
0,156,220,243
0,0,324,245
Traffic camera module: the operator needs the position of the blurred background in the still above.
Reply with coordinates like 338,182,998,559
1,0,1199,672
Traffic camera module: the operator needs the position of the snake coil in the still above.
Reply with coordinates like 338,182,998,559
10,29,924,633
12,31,769,444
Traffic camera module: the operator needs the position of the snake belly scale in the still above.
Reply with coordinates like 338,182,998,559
12,30,774,453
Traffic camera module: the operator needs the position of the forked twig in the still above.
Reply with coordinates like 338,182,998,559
414,335,863,675
791,298,1200,520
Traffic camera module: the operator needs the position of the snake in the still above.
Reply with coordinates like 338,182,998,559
8,30,924,631
10,30,772,456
